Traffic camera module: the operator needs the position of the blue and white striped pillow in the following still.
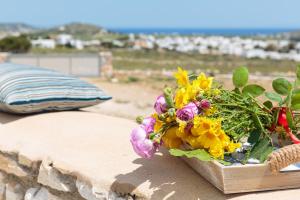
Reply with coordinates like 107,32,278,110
0,63,112,114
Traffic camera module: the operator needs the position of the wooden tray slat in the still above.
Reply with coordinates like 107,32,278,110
183,157,300,194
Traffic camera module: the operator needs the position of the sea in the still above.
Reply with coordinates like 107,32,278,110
109,28,298,36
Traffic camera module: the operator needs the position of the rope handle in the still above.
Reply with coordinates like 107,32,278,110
267,144,300,173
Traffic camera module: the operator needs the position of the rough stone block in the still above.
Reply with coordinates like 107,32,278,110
38,160,76,192
25,187,63,200
5,182,24,200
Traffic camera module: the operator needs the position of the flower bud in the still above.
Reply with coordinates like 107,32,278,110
200,99,211,110
163,87,175,108
154,95,168,114
136,116,144,124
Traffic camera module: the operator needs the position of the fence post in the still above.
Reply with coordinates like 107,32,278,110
99,51,113,78
0,52,10,63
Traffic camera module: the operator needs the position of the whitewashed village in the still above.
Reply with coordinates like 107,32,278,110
29,30,300,61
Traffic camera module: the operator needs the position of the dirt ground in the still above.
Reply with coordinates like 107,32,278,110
82,73,293,120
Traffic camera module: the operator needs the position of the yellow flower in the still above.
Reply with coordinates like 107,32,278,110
174,87,190,108
193,73,213,91
162,126,183,149
174,67,189,87
186,116,239,159
176,120,189,139
187,82,199,100
209,144,224,159
152,113,163,132
186,135,202,149
204,106,217,116
227,142,241,153
198,132,221,149
212,88,221,96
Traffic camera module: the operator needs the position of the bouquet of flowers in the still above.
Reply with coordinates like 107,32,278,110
130,66,300,165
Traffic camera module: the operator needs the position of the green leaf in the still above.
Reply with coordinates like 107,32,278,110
217,159,232,166
247,129,261,144
279,96,288,106
169,149,212,162
292,104,300,110
297,65,300,81
265,92,282,102
232,66,249,88
274,108,280,125
249,138,274,163
292,89,300,105
233,87,241,94
188,74,198,81
272,78,292,96
263,100,273,109
242,84,265,97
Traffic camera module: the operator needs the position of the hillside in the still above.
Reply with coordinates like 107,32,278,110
32,22,108,40
0,23,37,33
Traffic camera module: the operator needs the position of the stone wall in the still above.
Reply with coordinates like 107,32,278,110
0,152,134,200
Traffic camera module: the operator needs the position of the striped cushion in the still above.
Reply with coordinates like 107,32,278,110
0,63,111,114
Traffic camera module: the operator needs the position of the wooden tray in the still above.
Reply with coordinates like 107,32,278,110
183,157,300,194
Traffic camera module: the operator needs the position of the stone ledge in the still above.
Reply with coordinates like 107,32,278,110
0,112,138,200
0,111,299,200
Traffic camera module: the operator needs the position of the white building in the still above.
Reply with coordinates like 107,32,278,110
56,34,73,45
31,39,56,49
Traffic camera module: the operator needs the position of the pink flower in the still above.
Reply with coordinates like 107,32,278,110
130,127,147,142
141,117,156,134
131,139,156,159
130,127,156,158
200,99,211,110
176,102,198,121
154,95,168,114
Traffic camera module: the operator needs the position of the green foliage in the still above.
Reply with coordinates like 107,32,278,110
272,78,292,96
291,89,300,106
211,90,273,140
232,66,249,88
0,35,31,53
127,76,140,83
297,65,300,80
164,87,175,108
169,149,212,161
247,129,261,144
249,138,274,162
265,92,282,102
232,67,265,98
263,101,273,109
242,84,265,97
188,74,198,81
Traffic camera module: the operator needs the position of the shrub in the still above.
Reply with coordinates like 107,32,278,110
0,35,31,53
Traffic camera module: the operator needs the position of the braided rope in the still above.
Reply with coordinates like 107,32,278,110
267,144,300,173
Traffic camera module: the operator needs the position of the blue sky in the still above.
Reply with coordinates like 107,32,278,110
0,0,300,28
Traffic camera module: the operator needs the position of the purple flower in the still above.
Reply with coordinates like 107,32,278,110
154,95,168,114
130,127,157,158
131,139,156,159
200,99,211,110
130,127,147,142
176,102,198,121
141,117,156,134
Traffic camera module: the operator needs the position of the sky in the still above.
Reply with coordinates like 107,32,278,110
0,0,300,29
